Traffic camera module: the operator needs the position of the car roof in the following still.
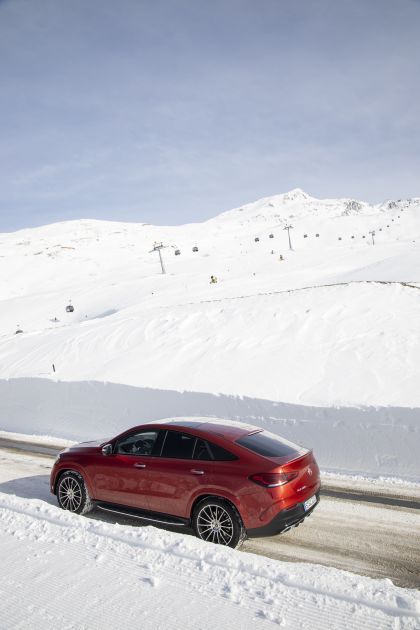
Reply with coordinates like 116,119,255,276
146,417,261,442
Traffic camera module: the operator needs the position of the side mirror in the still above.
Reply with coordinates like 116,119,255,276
101,443,113,456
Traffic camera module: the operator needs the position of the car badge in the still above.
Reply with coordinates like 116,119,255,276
307,467,313,476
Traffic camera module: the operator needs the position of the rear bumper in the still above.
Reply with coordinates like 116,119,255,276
246,492,320,538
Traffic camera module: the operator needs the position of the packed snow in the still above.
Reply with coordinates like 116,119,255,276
0,189,419,479
0,456,419,630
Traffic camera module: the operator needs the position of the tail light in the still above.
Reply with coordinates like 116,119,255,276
249,472,298,488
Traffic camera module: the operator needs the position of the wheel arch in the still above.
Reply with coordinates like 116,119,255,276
53,466,93,496
190,493,243,524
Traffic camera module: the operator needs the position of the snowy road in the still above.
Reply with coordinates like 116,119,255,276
244,497,420,589
1,445,419,590
0,449,419,630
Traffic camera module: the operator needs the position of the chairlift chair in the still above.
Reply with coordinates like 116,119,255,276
175,249,181,256
192,246,199,252
66,304,74,313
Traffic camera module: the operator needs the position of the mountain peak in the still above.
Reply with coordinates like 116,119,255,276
281,188,311,201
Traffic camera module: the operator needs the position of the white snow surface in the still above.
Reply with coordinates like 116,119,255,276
0,189,420,478
0,448,416,630
0,487,419,630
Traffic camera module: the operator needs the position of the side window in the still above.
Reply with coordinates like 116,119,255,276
161,431,195,459
116,431,160,456
193,439,212,461
208,441,238,461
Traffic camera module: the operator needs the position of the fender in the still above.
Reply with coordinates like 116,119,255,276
187,485,246,523
52,462,95,498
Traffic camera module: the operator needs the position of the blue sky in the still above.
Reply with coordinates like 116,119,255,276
0,0,419,231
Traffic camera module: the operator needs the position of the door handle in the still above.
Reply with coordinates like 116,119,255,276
133,463,146,468
190,469,204,475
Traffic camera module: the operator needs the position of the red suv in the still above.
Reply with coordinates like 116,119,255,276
50,419,320,547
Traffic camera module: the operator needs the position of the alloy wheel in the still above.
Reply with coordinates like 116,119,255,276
58,476,83,512
196,503,234,545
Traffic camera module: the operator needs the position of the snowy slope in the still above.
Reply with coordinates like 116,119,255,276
0,189,419,477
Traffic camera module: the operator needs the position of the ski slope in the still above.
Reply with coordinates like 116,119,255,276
0,189,419,478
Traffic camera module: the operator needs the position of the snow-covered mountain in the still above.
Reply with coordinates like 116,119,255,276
209,187,420,223
0,189,419,478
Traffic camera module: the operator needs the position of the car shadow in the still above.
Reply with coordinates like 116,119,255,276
0,474,54,504
0,474,194,537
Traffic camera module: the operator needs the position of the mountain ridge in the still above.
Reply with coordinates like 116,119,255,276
1,189,420,236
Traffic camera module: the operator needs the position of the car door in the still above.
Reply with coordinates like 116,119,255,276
146,431,212,518
90,429,163,510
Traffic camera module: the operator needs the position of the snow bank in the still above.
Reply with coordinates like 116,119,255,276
0,378,419,480
0,491,418,630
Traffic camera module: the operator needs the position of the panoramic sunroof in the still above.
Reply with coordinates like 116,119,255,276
165,420,205,428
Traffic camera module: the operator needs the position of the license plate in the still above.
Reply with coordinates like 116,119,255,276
303,495,317,512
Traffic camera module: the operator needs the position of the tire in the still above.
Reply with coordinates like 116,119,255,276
192,498,246,549
56,471,93,515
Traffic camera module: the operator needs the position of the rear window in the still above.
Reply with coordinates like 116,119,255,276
236,430,303,458
208,442,238,461
193,439,238,461
161,431,195,459
193,439,212,461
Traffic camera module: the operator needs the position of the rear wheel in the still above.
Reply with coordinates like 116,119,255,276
56,471,93,515
192,498,245,548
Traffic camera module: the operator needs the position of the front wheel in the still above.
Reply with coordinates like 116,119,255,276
192,498,245,548
56,471,93,515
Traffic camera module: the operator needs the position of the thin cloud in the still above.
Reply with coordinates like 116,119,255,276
0,0,419,230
